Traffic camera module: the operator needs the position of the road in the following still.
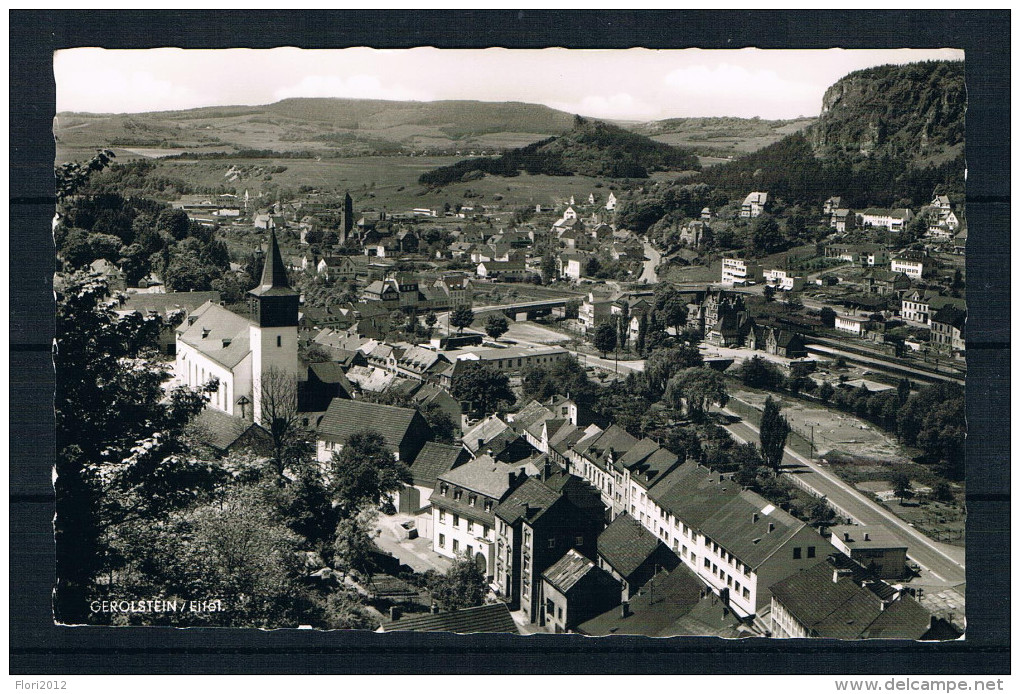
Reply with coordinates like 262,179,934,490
637,240,661,284
720,409,966,586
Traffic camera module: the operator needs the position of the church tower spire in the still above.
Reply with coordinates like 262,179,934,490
248,228,301,425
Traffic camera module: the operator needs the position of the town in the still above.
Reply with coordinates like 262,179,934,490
52,58,967,639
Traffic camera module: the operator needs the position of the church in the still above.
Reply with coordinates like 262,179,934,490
176,229,303,423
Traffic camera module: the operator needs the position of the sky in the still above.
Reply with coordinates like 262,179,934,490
54,47,963,121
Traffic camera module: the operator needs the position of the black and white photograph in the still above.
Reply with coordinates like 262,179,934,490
49,44,971,639
10,9,1010,680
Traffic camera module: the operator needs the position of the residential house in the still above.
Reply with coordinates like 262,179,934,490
679,220,712,249
578,293,614,333
300,361,355,413
541,550,622,633
763,269,805,292
929,305,966,354
858,208,914,232
558,251,594,281
493,468,605,623
900,290,962,324
316,255,357,281
597,513,680,600
829,525,909,580
823,243,889,267
740,191,769,218
90,259,127,291
434,273,472,309
721,258,763,285
770,554,934,639
749,325,807,358
577,563,745,638
477,259,528,281
431,458,532,576
641,462,832,619
890,251,927,279
189,408,272,458
605,192,617,211
822,196,842,216
830,209,856,233
315,398,432,464
861,269,912,295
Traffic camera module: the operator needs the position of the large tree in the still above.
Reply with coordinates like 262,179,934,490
759,396,791,472
327,431,412,519
664,367,729,420
592,323,617,358
643,345,704,396
451,362,515,416
426,556,487,612
255,366,312,482
54,273,218,623
449,305,475,334
484,314,510,340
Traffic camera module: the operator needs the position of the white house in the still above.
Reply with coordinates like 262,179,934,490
763,269,804,292
605,193,617,211
890,252,925,279
721,258,763,285
740,192,769,218
834,314,869,336
858,208,913,232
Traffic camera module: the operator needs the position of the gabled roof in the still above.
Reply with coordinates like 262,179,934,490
647,461,741,528
410,442,469,488
380,602,519,634
317,399,424,447
191,408,269,453
494,476,562,524
543,549,605,594
597,513,663,579
437,454,532,498
117,291,221,317
700,489,805,570
178,302,253,368
462,415,511,453
931,305,966,329
770,556,930,639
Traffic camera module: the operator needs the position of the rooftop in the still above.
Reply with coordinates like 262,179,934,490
597,513,664,579
317,399,423,447
380,603,519,634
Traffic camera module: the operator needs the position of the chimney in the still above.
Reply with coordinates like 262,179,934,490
430,603,439,614
508,471,517,488
832,569,840,584
843,532,850,542
752,513,759,524
201,328,211,338
543,462,552,480
477,438,484,451
620,601,630,618
768,522,775,533
389,606,402,621
864,532,870,542
523,503,532,517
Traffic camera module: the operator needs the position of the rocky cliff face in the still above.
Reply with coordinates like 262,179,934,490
810,61,965,160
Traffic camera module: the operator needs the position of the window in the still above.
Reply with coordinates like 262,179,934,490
485,500,493,513
440,484,449,496
727,576,733,587
546,599,554,614
682,545,688,558
467,521,474,533
742,587,750,600
743,566,751,576
557,606,563,620
807,546,816,559
793,547,802,560
452,539,459,552
547,538,556,549
469,494,476,507
704,558,710,569
523,556,530,571
575,536,584,546
454,489,463,501
438,534,446,548
438,510,446,523
452,514,460,527
277,335,282,347
466,544,472,556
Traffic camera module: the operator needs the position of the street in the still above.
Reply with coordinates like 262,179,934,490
720,408,966,587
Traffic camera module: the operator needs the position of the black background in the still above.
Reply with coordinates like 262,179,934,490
10,10,1010,674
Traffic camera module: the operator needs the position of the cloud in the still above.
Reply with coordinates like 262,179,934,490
549,92,663,122
272,74,432,103
662,63,822,118
55,67,205,113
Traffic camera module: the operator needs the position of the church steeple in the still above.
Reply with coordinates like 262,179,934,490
249,229,298,327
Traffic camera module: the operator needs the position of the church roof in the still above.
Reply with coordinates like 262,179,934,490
250,229,297,298
178,302,253,368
